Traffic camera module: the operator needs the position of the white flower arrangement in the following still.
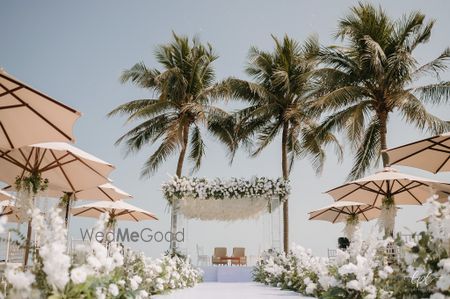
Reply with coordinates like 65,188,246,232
162,176,290,221
254,199,450,298
0,207,202,298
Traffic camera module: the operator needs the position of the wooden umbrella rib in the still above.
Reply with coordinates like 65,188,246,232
0,73,80,114
143,212,158,220
129,212,139,222
71,154,111,179
39,153,73,172
98,187,114,201
0,81,73,141
0,85,22,97
395,180,423,205
332,209,343,223
392,180,420,196
334,181,371,201
390,137,450,166
435,155,450,173
309,208,331,220
36,148,48,170
73,207,92,217
49,149,76,192
0,104,27,110
0,122,14,148
331,207,350,216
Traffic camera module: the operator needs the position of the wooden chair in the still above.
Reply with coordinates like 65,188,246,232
231,247,247,266
211,247,227,265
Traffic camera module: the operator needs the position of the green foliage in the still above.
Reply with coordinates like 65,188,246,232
15,172,49,195
317,2,450,179
221,34,341,175
109,32,234,177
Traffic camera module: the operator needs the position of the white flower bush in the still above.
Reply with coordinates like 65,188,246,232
254,199,450,298
0,207,202,298
162,176,290,220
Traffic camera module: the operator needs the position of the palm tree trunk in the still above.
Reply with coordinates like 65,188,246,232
281,122,289,253
380,112,389,167
170,123,190,252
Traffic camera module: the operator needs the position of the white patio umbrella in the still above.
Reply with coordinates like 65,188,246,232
309,201,381,239
71,201,158,229
0,142,114,265
384,132,450,173
0,68,81,150
0,142,114,193
43,182,133,202
309,201,381,223
326,167,450,206
44,183,133,226
325,167,450,237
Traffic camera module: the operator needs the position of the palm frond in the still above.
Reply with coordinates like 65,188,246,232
347,118,381,180
188,126,205,173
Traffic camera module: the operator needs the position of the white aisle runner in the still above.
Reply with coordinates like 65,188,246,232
153,282,315,299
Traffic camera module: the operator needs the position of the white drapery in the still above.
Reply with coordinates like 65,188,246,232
177,196,281,221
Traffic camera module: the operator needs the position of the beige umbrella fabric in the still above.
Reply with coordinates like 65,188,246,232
0,200,22,223
0,142,114,193
0,190,15,201
71,200,158,221
384,132,450,173
308,201,381,223
0,68,81,150
39,182,132,202
326,167,450,206
0,142,114,265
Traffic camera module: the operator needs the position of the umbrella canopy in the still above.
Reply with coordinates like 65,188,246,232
326,167,450,206
384,132,450,173
44,183,133,201
71,200,158,222
0,190,15,201
0,200,22,222
74,183,132,201
309,201,381,223
0,68,81,150
0,142,114,192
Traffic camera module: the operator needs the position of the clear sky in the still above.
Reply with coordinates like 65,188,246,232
1,0,450,259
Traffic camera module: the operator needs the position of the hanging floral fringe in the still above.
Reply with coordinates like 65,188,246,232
343,214,359,240
14,173,49,222
378,197,396,238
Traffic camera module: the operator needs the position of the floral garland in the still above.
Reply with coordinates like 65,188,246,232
343,214,359,240
378,196,396,238
161,176,290,221
162,176,290,202
14,173,49,222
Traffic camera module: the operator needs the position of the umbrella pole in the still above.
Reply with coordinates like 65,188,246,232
23,219,32,266
23,195,36,267
64,192,73,227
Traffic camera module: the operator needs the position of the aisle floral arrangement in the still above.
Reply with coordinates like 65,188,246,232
161,176,291,221
1,208,202,298
254,199,450,299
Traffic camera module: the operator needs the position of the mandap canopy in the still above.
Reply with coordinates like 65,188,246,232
162,176,290,221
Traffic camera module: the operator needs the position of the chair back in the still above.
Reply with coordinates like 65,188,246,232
214,247,227,257
233,247,245,257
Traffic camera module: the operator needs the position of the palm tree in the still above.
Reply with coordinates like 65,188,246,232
222,35,341,253
317,3,450,180
108,33,233,252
